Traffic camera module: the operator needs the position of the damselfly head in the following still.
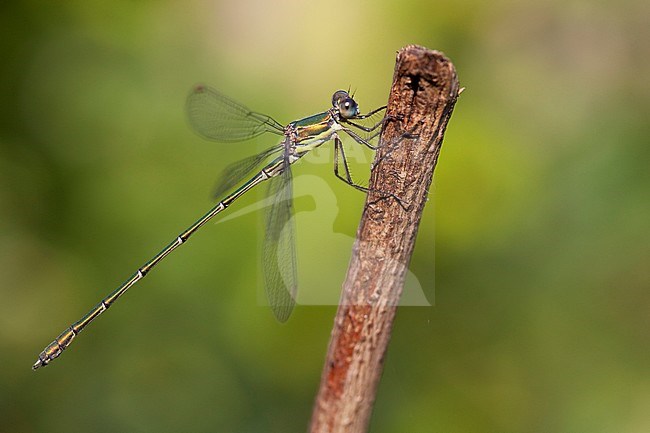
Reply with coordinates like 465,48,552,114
332,90,359,119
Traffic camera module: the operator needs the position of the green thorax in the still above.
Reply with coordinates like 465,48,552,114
290,111,338,148
290,111,331,128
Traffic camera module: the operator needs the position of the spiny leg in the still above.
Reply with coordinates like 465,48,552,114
370,121,421,170
344,108,388,135
343,109,407,151
333,137,407,211
345,117,385,134
333,137,368,193
340,126,378,150
334,133,407,210
341,112,411,150
355,105,387,119
341,126,404,155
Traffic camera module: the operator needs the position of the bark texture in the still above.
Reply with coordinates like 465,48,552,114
309,45,460,433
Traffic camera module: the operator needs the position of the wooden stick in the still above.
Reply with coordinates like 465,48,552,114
309,45,460,433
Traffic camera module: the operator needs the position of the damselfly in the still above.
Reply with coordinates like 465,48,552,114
33,85,386,370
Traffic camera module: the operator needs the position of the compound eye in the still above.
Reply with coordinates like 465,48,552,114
338,97,359,118
332,90,349,107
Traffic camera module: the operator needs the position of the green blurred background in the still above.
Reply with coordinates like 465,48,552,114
1,1,649,432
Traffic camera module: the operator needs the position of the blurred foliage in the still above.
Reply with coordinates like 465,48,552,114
1,1,649,432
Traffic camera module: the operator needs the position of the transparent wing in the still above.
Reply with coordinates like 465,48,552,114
187,84,285,142
213,145,283,198
262,158,296,322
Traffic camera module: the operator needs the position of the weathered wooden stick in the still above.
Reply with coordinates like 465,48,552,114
309,45,460,433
